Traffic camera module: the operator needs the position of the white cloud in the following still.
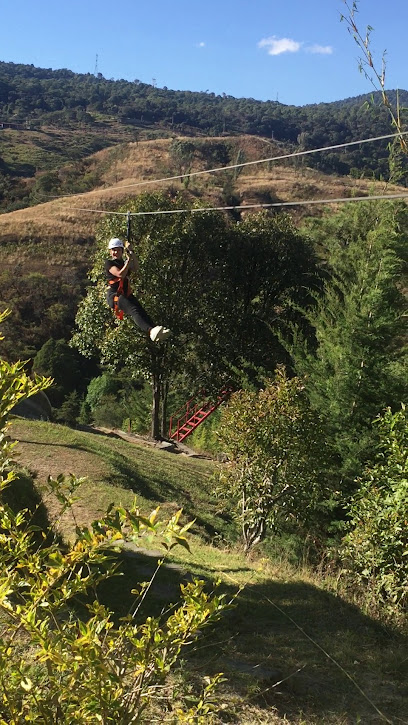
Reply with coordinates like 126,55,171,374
306,44,333,55
197,41,206,48
258,36,301,56
258,37,333,57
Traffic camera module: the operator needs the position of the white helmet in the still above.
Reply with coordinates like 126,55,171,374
108,237,124,249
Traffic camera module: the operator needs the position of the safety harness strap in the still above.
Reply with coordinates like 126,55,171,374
109,277,132,321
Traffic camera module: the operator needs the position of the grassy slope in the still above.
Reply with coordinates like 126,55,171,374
1,134,402,251
10,417,408,724
1,124,139,174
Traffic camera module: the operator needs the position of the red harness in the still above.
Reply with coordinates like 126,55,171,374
109,277,132,320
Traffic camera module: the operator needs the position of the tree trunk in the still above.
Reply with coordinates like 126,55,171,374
243,517,266,554
160,379,169,439
151,373,161,439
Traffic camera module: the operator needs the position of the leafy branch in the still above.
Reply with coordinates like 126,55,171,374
341,0,407,153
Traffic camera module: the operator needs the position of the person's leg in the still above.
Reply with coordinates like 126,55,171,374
118,294,154,332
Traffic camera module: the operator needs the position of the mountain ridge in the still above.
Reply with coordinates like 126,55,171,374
1,59,407,109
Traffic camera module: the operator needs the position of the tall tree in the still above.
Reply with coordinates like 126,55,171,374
284,200,408,480
72,193,318,438
72,192,231,438
32,338,84,407
217,368,331,552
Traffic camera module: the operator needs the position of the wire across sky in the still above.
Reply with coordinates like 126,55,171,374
33,130,408,218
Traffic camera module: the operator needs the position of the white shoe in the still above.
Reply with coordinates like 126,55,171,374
149,325,171,342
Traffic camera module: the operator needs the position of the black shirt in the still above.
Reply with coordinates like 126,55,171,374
105,258,130,295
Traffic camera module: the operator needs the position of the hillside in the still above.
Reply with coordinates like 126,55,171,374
2,133,398,246
9,416,408,724
1,60,407,213
0,132,406,360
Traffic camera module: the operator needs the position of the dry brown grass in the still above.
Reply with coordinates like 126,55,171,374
0,134,405,254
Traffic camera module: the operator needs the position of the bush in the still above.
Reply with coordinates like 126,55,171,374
32,339,87,407
341,406,408,617
55,390,82,426
217,368,333,552
126,382,152,434
187,409,222,456
84,374,148,432
0,312,227,722
91,392,125,428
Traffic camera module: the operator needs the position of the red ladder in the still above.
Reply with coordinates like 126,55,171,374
169,388,232,443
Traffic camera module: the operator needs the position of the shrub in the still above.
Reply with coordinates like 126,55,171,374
341,406,408,617
55,390,82,426
187,409,222,456
0,312,227,722
217,368,333,552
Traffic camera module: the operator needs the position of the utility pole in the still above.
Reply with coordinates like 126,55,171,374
94,54,99,76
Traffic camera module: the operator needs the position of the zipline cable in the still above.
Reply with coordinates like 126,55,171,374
60,191,408,218
38,131,408,201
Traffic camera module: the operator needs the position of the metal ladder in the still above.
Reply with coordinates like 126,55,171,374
168,388,231,442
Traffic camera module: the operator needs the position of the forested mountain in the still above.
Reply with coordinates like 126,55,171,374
1,60,407,200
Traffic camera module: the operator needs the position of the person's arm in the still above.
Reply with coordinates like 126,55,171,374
108,257,132,279
126,247,139,274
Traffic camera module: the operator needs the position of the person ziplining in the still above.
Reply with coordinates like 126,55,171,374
105,237,171,342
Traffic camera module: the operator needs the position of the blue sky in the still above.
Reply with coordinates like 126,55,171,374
1,0,406,106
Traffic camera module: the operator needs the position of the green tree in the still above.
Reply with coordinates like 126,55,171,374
169,139,196,185
188,210,319,404
85,372,121,413
32,338,83,407
284,201,408,480
341,405,408,617
72,192,230,438
55,390,82,426
72,195,318,440
217,368,332,552
81,372,145,430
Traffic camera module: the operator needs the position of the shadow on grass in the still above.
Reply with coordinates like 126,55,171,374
96,549,408,724
16,435,231,541
95,548,193,620
71,443,233,544
3,471,59,547
17,436,167,502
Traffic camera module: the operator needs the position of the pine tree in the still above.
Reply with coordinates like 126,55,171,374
284,201,408,480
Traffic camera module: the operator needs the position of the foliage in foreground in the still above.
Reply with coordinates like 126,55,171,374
0,313,227,723
216,368,333,552
341,405,408,617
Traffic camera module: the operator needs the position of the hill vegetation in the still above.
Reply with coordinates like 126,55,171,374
1,60,408,213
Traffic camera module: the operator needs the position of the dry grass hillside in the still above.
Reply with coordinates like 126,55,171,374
0,134,401,263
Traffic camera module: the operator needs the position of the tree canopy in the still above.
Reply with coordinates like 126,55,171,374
283,200,408,480
72,192,319,437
